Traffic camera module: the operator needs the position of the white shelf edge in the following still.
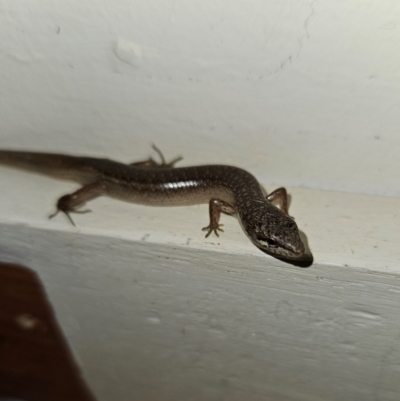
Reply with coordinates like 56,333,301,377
0,167,399,274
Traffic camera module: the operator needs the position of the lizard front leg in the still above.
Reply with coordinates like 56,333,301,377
202,198,235,238
266,187,292,217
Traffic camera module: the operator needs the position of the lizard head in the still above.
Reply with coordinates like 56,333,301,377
241,206,312,266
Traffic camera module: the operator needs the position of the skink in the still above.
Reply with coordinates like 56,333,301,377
0,147,312,266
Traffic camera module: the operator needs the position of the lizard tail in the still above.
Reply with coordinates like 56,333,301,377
0,150,94,184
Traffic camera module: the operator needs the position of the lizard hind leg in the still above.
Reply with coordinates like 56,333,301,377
130,144,183,169
49,181,106,226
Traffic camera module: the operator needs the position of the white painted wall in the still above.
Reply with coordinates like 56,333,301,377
1,1,400,400
1,0,399,195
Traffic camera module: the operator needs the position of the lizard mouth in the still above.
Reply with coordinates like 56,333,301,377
256,239,304,257
275,251,313,267
254,239,313,267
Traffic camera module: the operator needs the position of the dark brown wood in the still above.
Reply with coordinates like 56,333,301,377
0,262,96,401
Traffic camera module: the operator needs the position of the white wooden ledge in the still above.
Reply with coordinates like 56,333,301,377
1,168,400,401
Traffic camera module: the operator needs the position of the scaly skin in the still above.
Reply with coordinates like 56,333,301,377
0,149,313,266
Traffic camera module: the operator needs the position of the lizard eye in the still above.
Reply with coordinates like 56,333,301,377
257,236,277,247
